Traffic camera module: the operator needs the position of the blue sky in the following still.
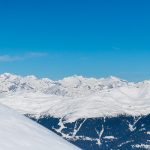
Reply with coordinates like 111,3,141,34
0,0,150,81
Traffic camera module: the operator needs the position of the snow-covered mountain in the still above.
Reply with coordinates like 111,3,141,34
0,73,150,119
0,104,79,150
0,73,150,149
0,73,129,97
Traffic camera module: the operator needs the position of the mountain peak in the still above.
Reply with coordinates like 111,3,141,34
1,72,17,77
109,76,121,81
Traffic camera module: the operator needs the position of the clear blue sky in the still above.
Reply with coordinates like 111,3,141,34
0,0,150,81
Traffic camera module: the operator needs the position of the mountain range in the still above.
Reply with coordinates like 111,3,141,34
0,73,150,149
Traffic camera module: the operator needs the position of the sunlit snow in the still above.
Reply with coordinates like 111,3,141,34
0,104,79,150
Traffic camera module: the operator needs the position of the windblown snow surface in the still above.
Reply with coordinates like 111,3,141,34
0,104,79,150
0,73,150,149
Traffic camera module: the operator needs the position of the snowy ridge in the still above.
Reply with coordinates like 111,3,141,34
0,73,150,122
0,104,79,150
0,73,129,97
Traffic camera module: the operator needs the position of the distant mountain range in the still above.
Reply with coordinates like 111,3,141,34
0,73,150,149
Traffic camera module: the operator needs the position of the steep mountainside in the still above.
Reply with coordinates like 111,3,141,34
0,104,79,150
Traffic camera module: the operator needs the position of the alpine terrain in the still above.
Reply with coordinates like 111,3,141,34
0,104,79,150
0,73,150,150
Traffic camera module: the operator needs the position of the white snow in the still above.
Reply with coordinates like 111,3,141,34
133,144,150,149
0,73,150,122
103,136,117,140
0,104,80,150
0,73,128,96
147,132,150,135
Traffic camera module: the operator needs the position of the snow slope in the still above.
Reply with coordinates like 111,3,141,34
0,104,79,150
0,73,150,122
